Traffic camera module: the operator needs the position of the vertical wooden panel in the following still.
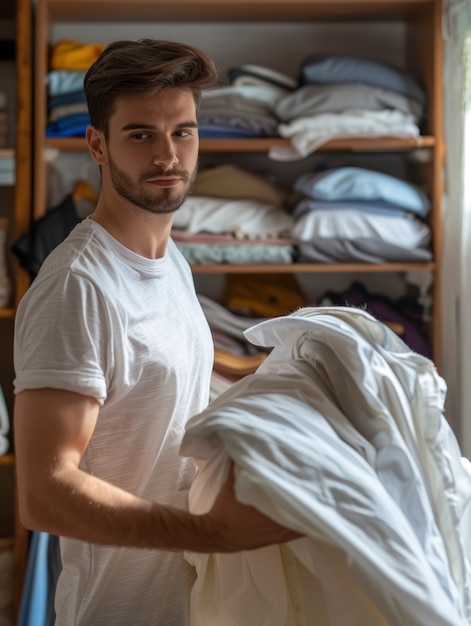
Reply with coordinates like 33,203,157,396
12,0,32,619
405,0,443,368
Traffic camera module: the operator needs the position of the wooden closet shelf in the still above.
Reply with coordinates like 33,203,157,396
45,136,436,154
191,262,437,274
0,308,15,319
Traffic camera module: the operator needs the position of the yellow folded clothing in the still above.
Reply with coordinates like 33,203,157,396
51,39,106,71
225,273,307,318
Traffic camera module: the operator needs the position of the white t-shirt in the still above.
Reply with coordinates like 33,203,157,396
14,218,214,626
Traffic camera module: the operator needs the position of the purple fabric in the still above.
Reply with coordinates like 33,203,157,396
319,281,432,359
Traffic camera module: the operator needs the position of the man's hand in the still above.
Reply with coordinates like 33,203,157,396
195,464,303,553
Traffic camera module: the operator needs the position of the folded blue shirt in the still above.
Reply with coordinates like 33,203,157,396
46,113,90,137
299,54,426,105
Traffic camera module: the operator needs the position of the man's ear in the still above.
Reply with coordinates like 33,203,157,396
86,125,107,165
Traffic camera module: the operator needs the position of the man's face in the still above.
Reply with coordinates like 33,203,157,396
103,87,199,215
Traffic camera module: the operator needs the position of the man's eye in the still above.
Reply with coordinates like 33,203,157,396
174,130,192,137
131,133,151,140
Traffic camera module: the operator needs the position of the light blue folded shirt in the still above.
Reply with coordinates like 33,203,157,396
294,166,431,217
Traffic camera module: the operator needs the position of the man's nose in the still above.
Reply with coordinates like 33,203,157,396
152,138,178,168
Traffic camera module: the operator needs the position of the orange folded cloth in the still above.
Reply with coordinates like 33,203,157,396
51,39,106,71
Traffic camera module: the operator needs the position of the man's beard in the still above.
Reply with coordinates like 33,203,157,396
108,155,196,215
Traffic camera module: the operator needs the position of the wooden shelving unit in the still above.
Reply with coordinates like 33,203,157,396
32,0,443,361
11,0,443,614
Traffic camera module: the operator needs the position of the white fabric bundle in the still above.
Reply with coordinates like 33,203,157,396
181,307,471,626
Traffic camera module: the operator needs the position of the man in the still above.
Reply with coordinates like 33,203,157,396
13,39,299,626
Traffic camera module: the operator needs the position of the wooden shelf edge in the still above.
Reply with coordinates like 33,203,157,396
191,262,437,274
0,453,14,466
44,135,436,154
0,308,15,319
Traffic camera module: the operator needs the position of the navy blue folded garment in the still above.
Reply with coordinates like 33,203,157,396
198,124,265,139
46,113,90,137
48,89,86,109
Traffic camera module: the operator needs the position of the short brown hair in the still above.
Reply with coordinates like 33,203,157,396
84,39,219,136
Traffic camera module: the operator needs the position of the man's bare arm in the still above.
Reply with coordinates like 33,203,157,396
14,388,300,553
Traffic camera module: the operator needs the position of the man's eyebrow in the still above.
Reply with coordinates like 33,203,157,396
178,121,199,129
121,121,199,131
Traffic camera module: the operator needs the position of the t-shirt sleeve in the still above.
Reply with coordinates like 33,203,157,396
13,269,114,404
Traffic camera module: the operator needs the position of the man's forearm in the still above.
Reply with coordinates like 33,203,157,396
19,464,209,550
18,463,301,553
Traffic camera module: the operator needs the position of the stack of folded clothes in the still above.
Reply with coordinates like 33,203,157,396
172,164,295,264
46,39,105,137
289,165,432,263
270,54,426,160
198,63,296,139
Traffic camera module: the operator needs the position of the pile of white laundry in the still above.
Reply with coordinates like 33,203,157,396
181,306,471,626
